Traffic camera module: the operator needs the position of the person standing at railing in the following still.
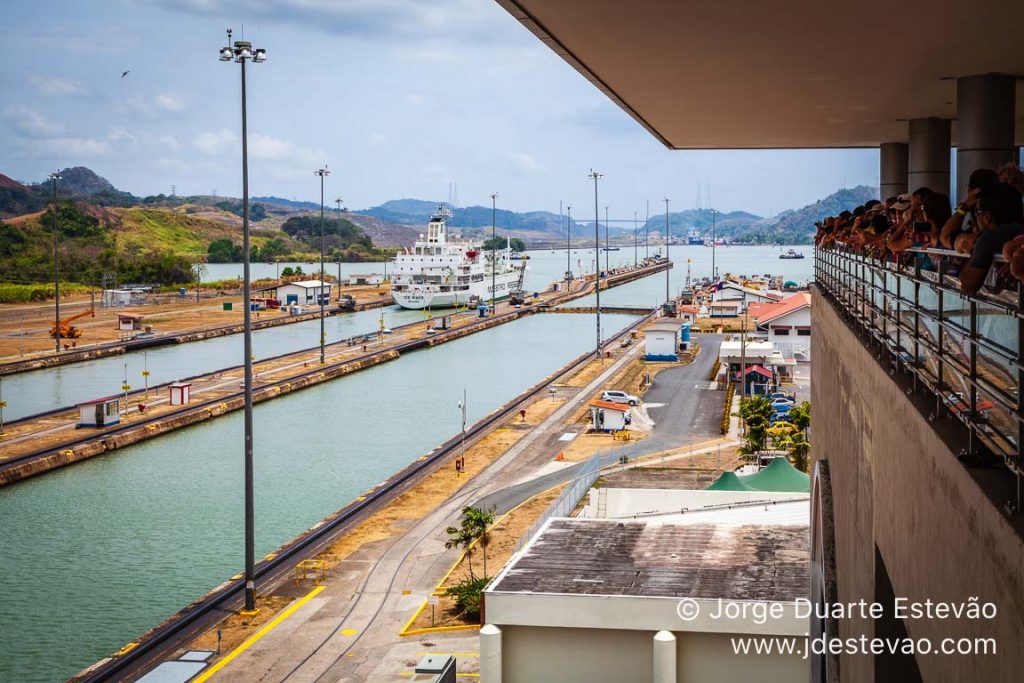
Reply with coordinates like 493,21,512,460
940,168,998,251
959,182,1024,295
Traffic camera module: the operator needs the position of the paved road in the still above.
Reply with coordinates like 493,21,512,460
474,334,725,514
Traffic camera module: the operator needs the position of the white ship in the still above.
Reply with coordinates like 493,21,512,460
391,206,522,310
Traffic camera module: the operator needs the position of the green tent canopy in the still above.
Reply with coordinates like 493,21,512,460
740,456,811,492
705,470,757,491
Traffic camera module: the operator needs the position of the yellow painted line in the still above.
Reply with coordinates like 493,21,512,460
401,624,480,637
191,585,326,683
399,599,429,635
341,628,358,636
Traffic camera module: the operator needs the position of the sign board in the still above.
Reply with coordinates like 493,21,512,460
428,594,440,605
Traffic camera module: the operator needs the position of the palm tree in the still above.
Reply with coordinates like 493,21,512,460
445,505,497,579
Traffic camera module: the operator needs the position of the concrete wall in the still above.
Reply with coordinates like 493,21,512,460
811,293,1024,682
583,487,807,519
498,625,805,683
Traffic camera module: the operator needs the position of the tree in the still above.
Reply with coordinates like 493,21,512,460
444,505,497,579
787,401,811,434
207,238,242,263
482,236,526,252
734,395,776,454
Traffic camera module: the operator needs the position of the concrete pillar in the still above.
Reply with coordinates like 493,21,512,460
955,73,1017,201
653,630,676,683
907,117,951,195
480,624,502,683
879,142,908,199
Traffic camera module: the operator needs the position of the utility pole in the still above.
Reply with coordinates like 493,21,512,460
315,166,330,364
645,200,650,260
604,205,610,276
220,27,266,616
664,197,671,304
490,192,498,313
565,205,572,281
49,172,61,353
633,210,638,267
711,208,717,281
588,170,603,359
335,198,343,294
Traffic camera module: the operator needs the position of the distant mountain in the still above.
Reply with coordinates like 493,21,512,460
37,166,116,196
0,173,25,192
358,199,565,234
754,186,878,244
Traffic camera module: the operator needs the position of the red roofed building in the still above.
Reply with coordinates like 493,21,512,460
754,292,812,360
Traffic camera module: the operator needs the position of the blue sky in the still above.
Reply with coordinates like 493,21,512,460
1,0,879,217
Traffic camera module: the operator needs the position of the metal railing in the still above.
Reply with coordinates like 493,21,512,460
815,245,1024,510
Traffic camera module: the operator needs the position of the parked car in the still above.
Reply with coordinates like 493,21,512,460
767,392,796,403
601,389,640,406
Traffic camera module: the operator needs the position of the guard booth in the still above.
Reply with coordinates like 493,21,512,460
116,312,144,332
169,382,192,406
587,399,629,432
77,396,121,428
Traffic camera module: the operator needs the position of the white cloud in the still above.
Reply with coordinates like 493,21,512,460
42,137,112,157
107,127,137,143
506,152,546,176
159,135,182,151
155,93,185,112
2,105,65,138
193,128,236,156
249,134,324,165
404,93,436,108
369,133,388,148
28,74,83,96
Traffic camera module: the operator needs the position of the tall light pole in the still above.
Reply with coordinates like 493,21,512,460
49,172,61,353
664,197,671,304
335,198,343,289
565,205,572,281
490,192,498,313
315,166,330,364
633,210,638,267
220,27,266,616
645,200,650,261
588,170,603,358
711,207,717,281
604,205,610,276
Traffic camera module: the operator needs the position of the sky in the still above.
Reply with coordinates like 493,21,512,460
0,0,880,218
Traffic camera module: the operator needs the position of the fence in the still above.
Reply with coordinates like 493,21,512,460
815,245,1024,499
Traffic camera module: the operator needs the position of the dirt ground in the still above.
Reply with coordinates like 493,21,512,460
406,485,564,631
0,284,390,359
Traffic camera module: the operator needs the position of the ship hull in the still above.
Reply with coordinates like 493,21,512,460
392,270,521,310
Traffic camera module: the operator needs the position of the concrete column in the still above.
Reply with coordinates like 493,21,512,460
653,630,676,683
480,624,502,683
879,142,908,199
956,73,1017,201
907,117,951,195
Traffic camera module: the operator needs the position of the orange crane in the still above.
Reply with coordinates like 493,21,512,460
50,304,95,339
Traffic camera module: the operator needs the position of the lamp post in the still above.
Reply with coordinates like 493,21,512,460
711,207,717,281
633,210,638,267
664,198,671,304
49,172,61,353
490,192,498,313
604,205,610,276
335,198,343,290
588,170,603,358
315,166,330,365
645,200,650,261
565,205,572,281
219,27,266,616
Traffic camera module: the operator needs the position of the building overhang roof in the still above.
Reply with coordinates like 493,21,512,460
496,0,1024,149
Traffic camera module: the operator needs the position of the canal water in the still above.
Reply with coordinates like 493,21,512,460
5,246,811,422
0,311,639,682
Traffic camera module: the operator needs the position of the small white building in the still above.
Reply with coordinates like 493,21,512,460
711,281,782,312
644,318,683,361
262,280,333,306
587,399,629,432
169,382,192,406
754,292,812,361
77,396,121,428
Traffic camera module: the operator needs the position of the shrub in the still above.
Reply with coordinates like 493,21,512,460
444,576,490,622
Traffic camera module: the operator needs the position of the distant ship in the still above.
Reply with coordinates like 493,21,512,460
687,228,703,245
779,249,805,260
601,246,621,252
390,206,521,309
